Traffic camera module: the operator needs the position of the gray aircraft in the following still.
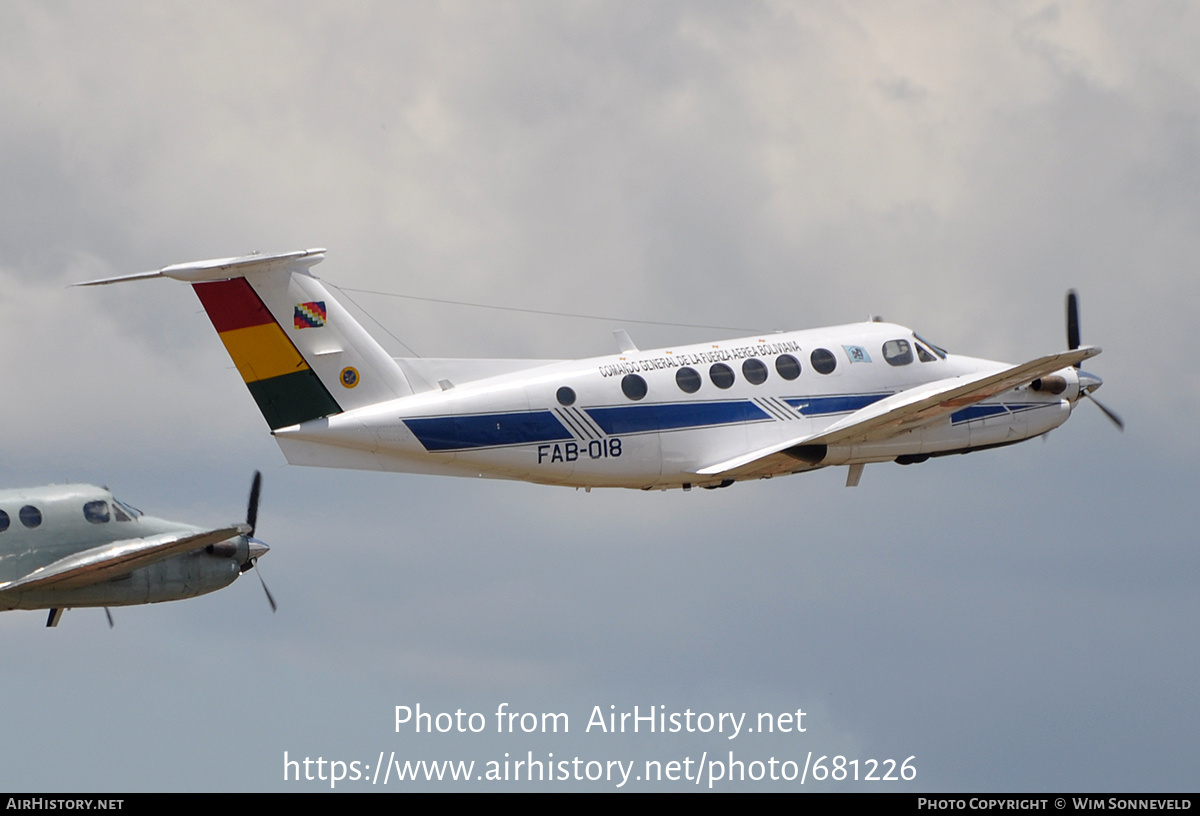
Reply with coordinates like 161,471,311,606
0,473,271,627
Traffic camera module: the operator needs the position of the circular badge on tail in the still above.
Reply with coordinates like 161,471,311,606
340,366,360,388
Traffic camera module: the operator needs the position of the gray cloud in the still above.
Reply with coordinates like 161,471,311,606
1,1,1195,791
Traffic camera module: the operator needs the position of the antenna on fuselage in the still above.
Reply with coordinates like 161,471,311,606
613,329,638,353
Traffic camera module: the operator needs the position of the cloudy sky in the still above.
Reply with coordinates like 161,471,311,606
1,1,1197,791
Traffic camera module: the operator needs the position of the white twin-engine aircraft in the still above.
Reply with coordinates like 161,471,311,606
80,249,1118,491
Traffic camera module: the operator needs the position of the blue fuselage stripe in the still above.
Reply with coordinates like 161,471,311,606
404,392,901,451
585,401,770,435
404,412,572,452
784,393,890,415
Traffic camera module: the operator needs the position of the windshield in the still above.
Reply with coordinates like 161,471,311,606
112,498,143,521
913,332,948,359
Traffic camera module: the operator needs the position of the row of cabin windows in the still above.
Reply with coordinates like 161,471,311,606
0,500,136,532
618,352,810,402
553,338,947,405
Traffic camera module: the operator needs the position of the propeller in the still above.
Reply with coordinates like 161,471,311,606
1066,290,1081,360
251,556,277,613
1066,290,1124,431
246,470,261,536
239,471,276,612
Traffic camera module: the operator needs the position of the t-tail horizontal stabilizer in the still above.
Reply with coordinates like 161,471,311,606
77,249,416,430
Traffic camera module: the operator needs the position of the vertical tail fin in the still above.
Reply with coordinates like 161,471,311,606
192,277,344,429
112,249,414,429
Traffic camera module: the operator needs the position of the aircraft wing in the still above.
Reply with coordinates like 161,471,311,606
0,525,248,594
695,346,1100,476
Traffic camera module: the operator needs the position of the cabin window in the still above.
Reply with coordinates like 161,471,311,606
675,367,702,394
0,510,8,532
709,363,735,389
883,339,913,366
621,374,648,401
556,386,576,406
775,354,801,380
19,505,42,529
742,358,768,385
84,500,111,524
810,348,837,375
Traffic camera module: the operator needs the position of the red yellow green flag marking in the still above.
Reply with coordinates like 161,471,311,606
192,279,342,430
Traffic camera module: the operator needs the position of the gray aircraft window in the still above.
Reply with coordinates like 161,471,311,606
19,505,42,529
916,343,937,363
84,500,111,524
883,339,913,366
675,367,701,394
0,510,8,532
810,348,837,375
621,374,648,401
742,358,768,385
556,386,576,406
775,354,801,380
709,363,735,389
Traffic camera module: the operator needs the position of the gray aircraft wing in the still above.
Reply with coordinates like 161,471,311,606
0,525,248,594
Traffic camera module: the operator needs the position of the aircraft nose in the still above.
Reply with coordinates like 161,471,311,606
1077,369,1103,394
247,537,270,560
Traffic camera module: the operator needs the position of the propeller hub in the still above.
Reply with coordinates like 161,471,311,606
1077,369,1103,395
247,537,269,561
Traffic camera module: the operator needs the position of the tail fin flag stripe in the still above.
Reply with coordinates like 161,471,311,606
192,279,342,430
192,276,276,333
244,371,341,430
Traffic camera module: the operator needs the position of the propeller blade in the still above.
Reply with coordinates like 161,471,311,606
246,471,262,536
1084,392,1125,431
1066,290,1081,355
253,559,277,612
105,607,114,628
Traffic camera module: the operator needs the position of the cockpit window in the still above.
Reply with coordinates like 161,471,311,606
112,498,142,521
84,500,110,524
913,333,948,359
916,343,937,363
883,339,913,366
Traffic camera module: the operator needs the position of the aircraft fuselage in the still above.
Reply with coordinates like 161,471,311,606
0,484,251,612
273,321,1081,489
